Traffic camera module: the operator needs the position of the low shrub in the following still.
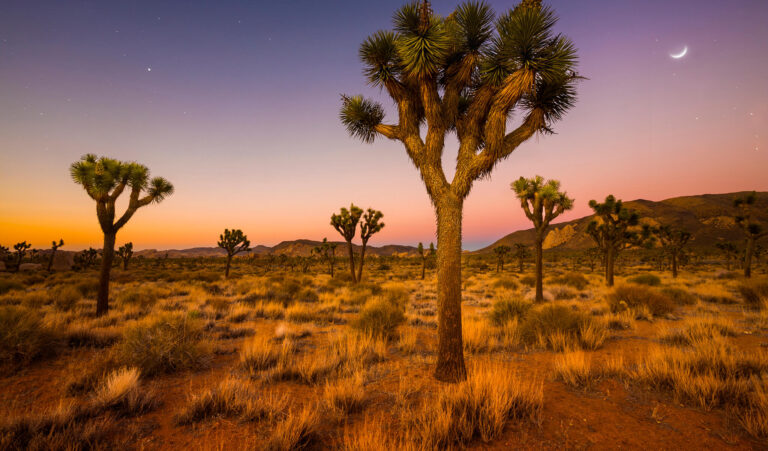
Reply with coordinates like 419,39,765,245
492,276,518,290
660,287,698,306
351,296,405,339
628,274,662,286
266,405,321,451
607,284,675,316
552,272,589,290
0,306,57,367
52,285,81,311
520,304,606,351
91,367,157,416
519,275,536,287
489,297,531,326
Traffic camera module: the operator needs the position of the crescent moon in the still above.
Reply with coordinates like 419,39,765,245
670,46,688,59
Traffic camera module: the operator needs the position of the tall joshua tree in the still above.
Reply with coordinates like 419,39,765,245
331,204,363,282
11,241,32,272
512,176,573,301
734,191,766,278
71,155,173,315
116,242,134,270
654,225,691,278
493,245,511,272
47,239,64,272
417,242,436,279
357,208,385,282
587,195,651,286
217,229,250,278
340,0,578,382
513,243,530,273
312,238,337,277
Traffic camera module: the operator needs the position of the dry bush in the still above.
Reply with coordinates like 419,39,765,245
51,285,81,311
550,285,579,300
64,352,122,396
63,325,120,348
0,305,58,367
175,376,287,425
739,383,768,438
492,276,518,290
607,284,675,316
552,272,590,290
116,312,212,376
228,305,251,323
520,303,606,351
603,311,635,330
554,351,596,389
489,297,531,327
251,302,285,319
266,405,321,451
659,287,698,306
351,296,405,339
738,279,768,310
408,365,542,449
322,371,367,415
695,282,739,305
659,317,737,346
341,419,412,451
627,273,662,286
91,367,157,416
285,302,338,324
240,335,296,374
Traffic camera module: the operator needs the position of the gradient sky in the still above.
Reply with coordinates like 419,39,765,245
1,0,766,251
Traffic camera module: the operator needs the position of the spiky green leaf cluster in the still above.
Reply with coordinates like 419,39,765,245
331,204,364,242
340,96,386,143
217,229,250,256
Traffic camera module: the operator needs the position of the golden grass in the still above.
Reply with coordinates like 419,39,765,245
91,367,157,416
322,371,367,415
265,405,321,451
175,377,287,425
554,351,596,389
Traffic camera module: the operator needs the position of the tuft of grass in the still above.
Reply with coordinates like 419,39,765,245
116,312,212,376
51,285,81,311
520,303,606,351
519,275,536,287
0,280,24,295
492,276,518,290
554,351,596,389
659,287,698,306
266,405,321,451
0,404,115,451
322,371,367,415
608,284,675,316
489,297,531,327
351,296,405,339
552,272,589,290
240,335,296,374
659,317,737,346
175,377,287,425
628,274,662,286
0,306,58,367
409,365,542,448
738,279,768,310
91,367,157,416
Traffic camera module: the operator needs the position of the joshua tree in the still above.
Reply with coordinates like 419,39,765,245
71,155,173,315
339,0,579,381
716,242,740,271
116,242,134,270
357,208,385,282
331,204,363,282
312,238,337,277
46,239,64,272
587,195,652,286
217,229,250,278
74,247,100,271
9,241,32,272
511,243,529,273
512,176,573,301
493,245,511,272
654,225,691,278
734,192,766,278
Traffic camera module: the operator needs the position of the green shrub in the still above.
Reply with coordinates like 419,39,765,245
660,287,698,306
117,313,211,375
0,306,57,366
607,285,675,316
492,277,518,290
551,272,589,290
351,296,405,339
0,280,24,295
489,297,531,326
628,274,662,286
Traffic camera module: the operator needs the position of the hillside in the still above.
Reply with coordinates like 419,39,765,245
133,240,418,258
474,191,768,254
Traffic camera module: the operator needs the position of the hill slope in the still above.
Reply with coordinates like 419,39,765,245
474,191,768,254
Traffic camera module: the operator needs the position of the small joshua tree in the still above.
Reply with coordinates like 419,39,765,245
217,229,250,278
654,225,691,278
74,247,100,271
71,154,173,315
331,204,363,282
587,195,652,286
312,238,337,277
46,239,64,272
734,191,766,278
10,241,32,272
512,243,530,273
512,176,573,301
357,208,385,282
493,245,511,272
716,242,740,271
340,0,580,382
116,242,134,270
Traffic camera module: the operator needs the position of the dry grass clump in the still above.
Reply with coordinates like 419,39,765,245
659,287,698,306
175,377,287,425
603,310,636,330
285,302,338,324
627,273,662,286
739,383,768,438
463,316,497,354
227,305,251,322
323,371,367,415
341,420,411,451
658,317,737,346
695,281,739,305
519,303,607,351
117,285,166,309
251,302,285,319
738,278,768,310
0,305,58,368
51,285,81,311
240,335,296,373
551,272,590,290
351,295,405,339
397,327,420,355
266,405,322,451
408,365,542,449
491,276,518,290
63,325,120,348
607,284,675,316
91,367,157,416
488,296,531,327
0,279,24,295
554,351,597,389
116,312,212,376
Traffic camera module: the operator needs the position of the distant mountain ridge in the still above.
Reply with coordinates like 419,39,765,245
473,191,768,254
133,239,419,258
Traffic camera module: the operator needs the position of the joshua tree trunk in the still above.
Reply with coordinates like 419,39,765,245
745,238,755,278
671,252,679,278
434,195,466,382
605,247,615,287
421,257,426,280
225,254,232,278
97,232,116,316
47,251,56,272
356,239,368,282
534,232,544,302
345,240,356,282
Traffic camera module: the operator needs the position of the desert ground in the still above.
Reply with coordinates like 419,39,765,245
1,256,767,450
